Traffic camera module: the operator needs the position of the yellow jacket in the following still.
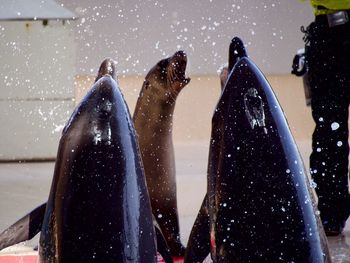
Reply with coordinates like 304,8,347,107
310,0,350,15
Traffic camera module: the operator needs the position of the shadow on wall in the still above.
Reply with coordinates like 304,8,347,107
75,74,314,142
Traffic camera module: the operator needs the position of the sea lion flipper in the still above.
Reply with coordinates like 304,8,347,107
0,202,46,250
153,216,174,263
184,194,210,263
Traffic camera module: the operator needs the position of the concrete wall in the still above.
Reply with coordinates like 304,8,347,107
1,1,317,160
57,0,314,75
0,20,76,160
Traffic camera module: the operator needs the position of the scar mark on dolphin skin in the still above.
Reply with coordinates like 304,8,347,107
244,88,267,134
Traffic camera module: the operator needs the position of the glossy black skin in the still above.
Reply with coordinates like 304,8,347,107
183,194,210,263
153,216,174,263
39,76,157,263
185,36,330,262
184,39,247,262
133,51,190,257
0,203,46,251
0,60,174,263
207,56,330,262
228,37,247,71
0,203,173,262
95,58,118,82
219,37,246,92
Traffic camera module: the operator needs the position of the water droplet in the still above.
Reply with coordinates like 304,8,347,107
331,122,340,130
309,180,317,188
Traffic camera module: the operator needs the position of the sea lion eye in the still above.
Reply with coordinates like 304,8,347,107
143,80,150,89
158,59,169,70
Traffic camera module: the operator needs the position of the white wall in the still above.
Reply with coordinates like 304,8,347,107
0,20,76,160
0,1,316,159
57,0,314,75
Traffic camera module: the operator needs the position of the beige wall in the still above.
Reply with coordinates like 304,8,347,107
75,73,314,143
0,20,76,160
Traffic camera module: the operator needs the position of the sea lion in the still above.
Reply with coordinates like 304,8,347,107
186,37,331,262
133,51,190,257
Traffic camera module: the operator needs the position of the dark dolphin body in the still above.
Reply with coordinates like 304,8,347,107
95,57,118,82
219,37,246,91
185,37,331,263
209,57,330,263
133,51,190,257
38,75,157,262
228,37,247,71
184,38,245,263
183,195,210,262
0,58,173,263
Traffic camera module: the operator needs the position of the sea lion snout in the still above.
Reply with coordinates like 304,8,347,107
133,52,191,256
169,50,191,88
173,50,187,61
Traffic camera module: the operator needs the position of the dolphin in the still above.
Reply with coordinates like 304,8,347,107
185,37,331,263
0,62,174,263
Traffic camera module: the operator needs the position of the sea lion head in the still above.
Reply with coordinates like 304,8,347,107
142,51,191,102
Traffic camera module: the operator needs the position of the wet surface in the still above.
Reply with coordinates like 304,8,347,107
0,142,349,262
